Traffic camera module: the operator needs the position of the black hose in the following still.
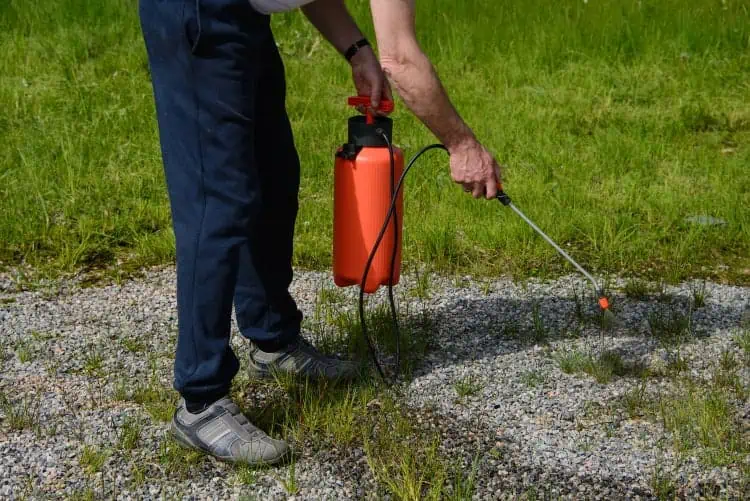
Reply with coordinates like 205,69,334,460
358,137,449,382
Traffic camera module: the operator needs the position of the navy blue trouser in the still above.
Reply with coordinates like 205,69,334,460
139,0,302,402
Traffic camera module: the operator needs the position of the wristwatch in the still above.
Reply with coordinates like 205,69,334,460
344,38,370,62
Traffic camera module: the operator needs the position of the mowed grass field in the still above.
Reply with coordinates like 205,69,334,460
1,0,748,285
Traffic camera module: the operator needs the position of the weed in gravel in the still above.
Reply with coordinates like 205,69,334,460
365,422,447,500
0,392,41,433
520,370,546,388
664,349,689,375
650,464,677,500
657,381,748,467
14,339,34,363
131,380,176,422
655,282,673,303
446,455,480,500
409,268,433,299
121,338,146,353
232,464,258,487
710,357,747,400
690,281,708,308
555,349,646,384
623,278,654,300
454,375,483,399
117,416,143,451
80,445,109,475
316,284,346,308
113,378,129,401
529,302,549,344
734,329,750,366
158,437,205,478
278,460,299,495
277,377,378,447
68,488,96,501
83,351,104,378
309,294,433,377
719,349,739,372
620,379,651,419
130,462,146,487
647,307,693,345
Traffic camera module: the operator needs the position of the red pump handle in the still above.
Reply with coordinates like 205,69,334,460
348,96,394,125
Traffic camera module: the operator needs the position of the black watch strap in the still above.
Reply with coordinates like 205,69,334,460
344,38,370,62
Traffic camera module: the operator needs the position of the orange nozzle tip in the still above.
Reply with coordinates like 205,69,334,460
598,297,610,310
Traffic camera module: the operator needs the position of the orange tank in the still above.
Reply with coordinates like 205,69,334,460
333,97,403,293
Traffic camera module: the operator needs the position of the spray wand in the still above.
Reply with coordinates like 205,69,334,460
495,185,611,313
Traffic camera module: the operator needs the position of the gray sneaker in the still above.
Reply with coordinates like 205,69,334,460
171,396,290,466
248,337,360,381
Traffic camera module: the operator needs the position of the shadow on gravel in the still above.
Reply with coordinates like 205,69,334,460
401,290,747,378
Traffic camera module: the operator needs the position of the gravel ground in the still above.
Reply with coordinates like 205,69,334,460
1,267,748,500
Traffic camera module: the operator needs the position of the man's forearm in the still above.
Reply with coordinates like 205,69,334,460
301,0,363,56
380,52,475,151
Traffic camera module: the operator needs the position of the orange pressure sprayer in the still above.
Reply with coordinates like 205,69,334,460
333,96,403,294
333,97,612,382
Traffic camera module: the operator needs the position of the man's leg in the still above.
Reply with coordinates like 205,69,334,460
139,0,291,464
140,0,274,404
233,36,302,353
232,22,359,381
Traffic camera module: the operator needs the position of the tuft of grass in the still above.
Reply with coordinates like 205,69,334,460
734,329,750,366
0,392,41,433
620,379,651,419
690,281,708,308
83,351,104,377
307,294,433,377
69,488,96,501
14,339,34,363
453,375,483,399
665,350,689,375
79,445,109,475
409,268,433,300
650,465,677,500
362,398,475,501
232,464,258,487
121,338,146,353
529,302,549,344
158,437,206,478
623,278,654,300
520,370,546,388
130,462,146,487
657,382,749,467
279,461,299,495
647,308,693,345
555,349,646,384
237,378,477,499
117,416,142,451
131,380,176,423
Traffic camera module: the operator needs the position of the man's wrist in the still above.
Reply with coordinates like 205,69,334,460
344,38,370,63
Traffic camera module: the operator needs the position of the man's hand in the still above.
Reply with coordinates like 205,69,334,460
350,46,392,111
449,139,502,199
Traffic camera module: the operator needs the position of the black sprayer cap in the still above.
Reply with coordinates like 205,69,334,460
347,115,392,147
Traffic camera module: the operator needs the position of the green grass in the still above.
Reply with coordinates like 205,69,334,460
453,376,483,399
657,382,749,467
116,416,143,451
1,0,748,285
79,445,109,475
555,349,647,384
647,308,693,345
0,391,41,433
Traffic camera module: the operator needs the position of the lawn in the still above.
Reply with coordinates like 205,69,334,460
1,0,748,285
